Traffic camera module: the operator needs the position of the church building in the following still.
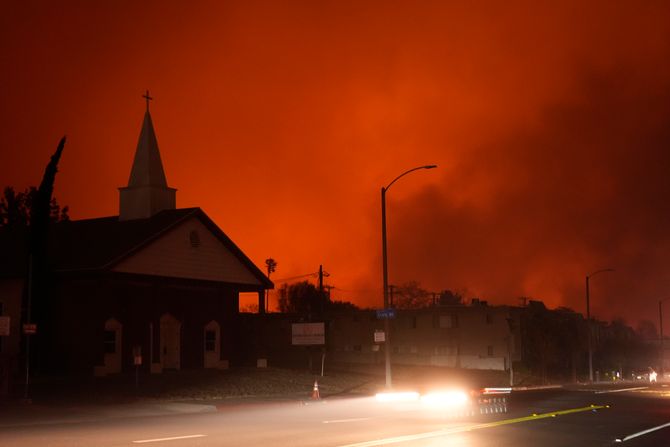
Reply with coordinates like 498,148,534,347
0,95,272,381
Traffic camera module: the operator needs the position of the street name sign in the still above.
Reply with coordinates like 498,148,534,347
376,308,396,319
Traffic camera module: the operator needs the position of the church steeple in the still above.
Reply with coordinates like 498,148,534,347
119,91,177,221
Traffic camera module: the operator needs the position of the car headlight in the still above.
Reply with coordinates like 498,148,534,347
420,390,470,408
375,391,421,403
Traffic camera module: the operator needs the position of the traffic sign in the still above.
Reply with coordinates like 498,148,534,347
376,308,396,319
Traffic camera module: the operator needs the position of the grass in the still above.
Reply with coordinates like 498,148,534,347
20,364,521,405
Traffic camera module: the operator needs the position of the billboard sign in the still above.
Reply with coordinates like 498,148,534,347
292,322,325,345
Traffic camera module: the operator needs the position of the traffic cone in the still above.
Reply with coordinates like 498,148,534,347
311,380,320,400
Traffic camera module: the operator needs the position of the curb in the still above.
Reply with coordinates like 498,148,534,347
512,385,564,391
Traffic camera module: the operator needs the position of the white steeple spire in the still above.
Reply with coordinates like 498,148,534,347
118,91,177,221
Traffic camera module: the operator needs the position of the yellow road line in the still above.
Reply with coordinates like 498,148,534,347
595,386,647,394
337,405,607,447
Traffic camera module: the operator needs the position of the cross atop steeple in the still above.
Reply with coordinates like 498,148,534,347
142,89,153,111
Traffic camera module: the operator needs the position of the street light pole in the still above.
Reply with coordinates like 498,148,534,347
660,299,669,378
585,268,613,383
381,165,437,389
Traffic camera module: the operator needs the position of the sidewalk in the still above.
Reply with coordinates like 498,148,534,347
0,399,218,428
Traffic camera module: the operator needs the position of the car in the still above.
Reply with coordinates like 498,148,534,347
631,367,658,382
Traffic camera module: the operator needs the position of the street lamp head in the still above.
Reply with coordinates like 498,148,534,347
385,164,438,190
587,268,615,279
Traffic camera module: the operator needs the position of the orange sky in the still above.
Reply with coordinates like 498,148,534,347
2,1,670,325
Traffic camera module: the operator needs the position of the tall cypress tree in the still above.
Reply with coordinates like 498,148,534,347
26,136,66,374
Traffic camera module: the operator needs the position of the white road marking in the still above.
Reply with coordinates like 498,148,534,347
132,434,207,443
337,427,466,447
323,418,373,424
595,386,648,394
616,422,670,442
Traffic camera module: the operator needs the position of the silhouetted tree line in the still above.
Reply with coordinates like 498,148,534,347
277,281,359,315
390,281,464,309
520,300,657,383
0,186,68,228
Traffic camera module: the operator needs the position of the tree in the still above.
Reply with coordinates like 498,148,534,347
636,319,658,341
519,301,589,383
24,137,66,379
277,281,359,314
0,186,69,228
438,289,464,306
278,281,325,314
393,281,431,309
264,258,277,276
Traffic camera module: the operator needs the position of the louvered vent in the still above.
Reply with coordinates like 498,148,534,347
189,230,201,248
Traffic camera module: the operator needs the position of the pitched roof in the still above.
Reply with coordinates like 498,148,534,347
0,208,273,288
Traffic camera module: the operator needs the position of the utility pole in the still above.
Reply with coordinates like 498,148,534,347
660,299,667,377
318,265,323,294
585,268,613,383
318,265,324,315
586,275,592,382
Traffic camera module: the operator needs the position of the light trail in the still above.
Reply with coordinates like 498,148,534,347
595,386,648,394
132,434,207,443
323,418,373,424
337,405,607,447
614,421,670,442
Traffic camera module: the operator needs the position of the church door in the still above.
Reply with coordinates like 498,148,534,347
160,314,181,370
204,320,220,368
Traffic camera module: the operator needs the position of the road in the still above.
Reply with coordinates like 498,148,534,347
2,385,669,446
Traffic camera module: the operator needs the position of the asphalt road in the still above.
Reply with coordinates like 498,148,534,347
2,385,670,446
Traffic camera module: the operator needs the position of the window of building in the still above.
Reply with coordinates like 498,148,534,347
103,330,116,354
486,314,493,324
411,316,417,329
204,330,216,352
434,314,458,329
354,345,362,352
487,345,494,357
